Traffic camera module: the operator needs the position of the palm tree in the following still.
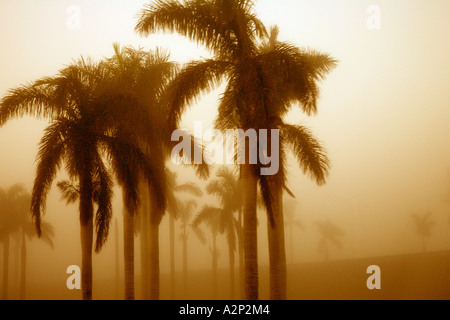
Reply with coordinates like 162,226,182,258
135,1,267,299
0,184,26,300
192,205,222,299
0,184,53,300
166,170,203,299
0,58,166,300
203,166,242,299
315,219,345,262
283,198,303,265
411,212,435,253
177,199,198,298
14,188,54,300
136,2,336,299
106,44,208,300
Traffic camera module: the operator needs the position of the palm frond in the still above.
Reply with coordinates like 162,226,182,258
280,123,330,186
31,121,67,235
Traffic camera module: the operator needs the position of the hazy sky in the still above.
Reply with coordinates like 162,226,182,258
0,0,449,296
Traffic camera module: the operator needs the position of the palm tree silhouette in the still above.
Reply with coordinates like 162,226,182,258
283,198,303,265
136,3,336,299
1,184,27,300
192,205,222,299
203,166,242,299
0,184,53,300
136,0,268,299
411,212,435,253
0,58,166,300
106,44,177,300
14,188,54,300
166,170,203,299
177,198,198,297
106,44,208,300
315,219,345,262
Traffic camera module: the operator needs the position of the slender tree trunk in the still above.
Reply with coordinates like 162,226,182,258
115,218,120,300
267,186,287,300
182,228,188,298
212,234,218,300
228,238,235,300
148,188,162,301
169,214,175,300
123,202,135,300
2,235,9,300
241,163,258,300
289,225,293,265
149,221,160,300
79,174,94,301
139,182,150,300
236,210,245,299
19,231,26,300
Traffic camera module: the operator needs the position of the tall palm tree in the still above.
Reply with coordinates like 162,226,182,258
136,1,267,299
315,219,345,262
203,166,242,299
177,199,198,298
106,44,208,300
0,58,166,300
136,2,336,299
192,205,222,299
166,170,203,299
411,212,435,253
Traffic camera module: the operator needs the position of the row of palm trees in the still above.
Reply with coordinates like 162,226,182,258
0,0,337,300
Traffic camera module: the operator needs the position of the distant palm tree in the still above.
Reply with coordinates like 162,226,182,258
1,184,26,300
0,184,53,300
136,4,336,299
166,170,203,299
14,188,54,300
411,212,435,253
177,199,198,297
192,206,222,299
283,198,303,265
315,219,345,262
203,166,242,299
0,58,165,300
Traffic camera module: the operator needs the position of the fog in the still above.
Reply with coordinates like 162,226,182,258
0,0,449,300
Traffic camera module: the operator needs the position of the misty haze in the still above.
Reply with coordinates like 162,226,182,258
0,0,449,301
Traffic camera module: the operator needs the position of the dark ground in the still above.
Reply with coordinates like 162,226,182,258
19,250,450,300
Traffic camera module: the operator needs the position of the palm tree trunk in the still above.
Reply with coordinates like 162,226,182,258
228,239,235,299
267,186,287,300
123,203,135,300
169,213,175,299
236,210,245,299
2,235,9,300
139,183,150,300
212,234,218,300
182,228,188,298
149,220,160,300
79,175,94,301
241,163,258,300
19,231,26,300
115,218,120,300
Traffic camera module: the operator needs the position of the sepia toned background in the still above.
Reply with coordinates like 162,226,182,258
0,0,449,300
